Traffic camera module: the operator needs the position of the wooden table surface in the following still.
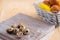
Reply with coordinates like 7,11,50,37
0,0,60,40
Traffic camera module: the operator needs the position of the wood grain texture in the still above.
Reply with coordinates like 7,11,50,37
0,14,55,40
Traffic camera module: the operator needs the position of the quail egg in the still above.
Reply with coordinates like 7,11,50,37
12,28,19,35
6,28,14,34
19,25,25,31
23,29,30,35
16,32,23,38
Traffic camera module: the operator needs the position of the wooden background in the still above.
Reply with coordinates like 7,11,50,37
0,0,60,40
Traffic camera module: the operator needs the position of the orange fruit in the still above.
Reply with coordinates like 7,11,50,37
49,0,59,6
51,5,60,13
43,0,50,6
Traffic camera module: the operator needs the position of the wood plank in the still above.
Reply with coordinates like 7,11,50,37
0,14,55,40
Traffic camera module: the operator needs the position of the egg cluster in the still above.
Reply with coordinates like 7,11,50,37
6,24,30,38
